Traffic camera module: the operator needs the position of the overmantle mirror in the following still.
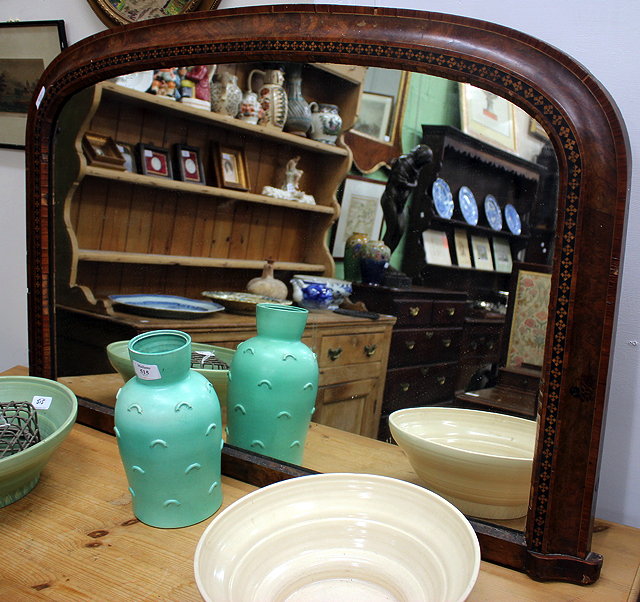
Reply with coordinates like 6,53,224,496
25,5,629,584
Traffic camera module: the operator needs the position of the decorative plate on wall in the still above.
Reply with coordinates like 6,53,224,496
458,186,479,226
483,194,503,231
86,0,220,27
431,178,454,219
504,203,522,235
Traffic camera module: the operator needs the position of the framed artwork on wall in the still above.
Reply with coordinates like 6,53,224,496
82,133,126,170
422,229,452,266
453,228,472,268
0,21,67,149
173,143,205,183
213,144,249,191
459,82,516,153
136,143,172,178
353,92,394,141
470,235,494,270
332,176,386,258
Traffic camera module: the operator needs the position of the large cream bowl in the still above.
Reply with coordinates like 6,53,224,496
389,407,537,520
194,473,480,602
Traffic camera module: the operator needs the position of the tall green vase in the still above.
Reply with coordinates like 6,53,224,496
114,330,223,528
226,303,318,464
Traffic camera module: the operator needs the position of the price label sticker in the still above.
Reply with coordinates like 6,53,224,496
133,361,161,380
32,395,52,410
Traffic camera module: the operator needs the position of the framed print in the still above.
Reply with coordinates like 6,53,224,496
459,82,516,153
453,228,472,268
85,0,215,28
173,144,205,183
213,144,249,191
470,235,494,271
0,21,67,149
422,229,452,266
332,176,386,258
82,133,126,170
115,142,137,173
492,237,513,273
136,143,172,178
529,116,549,141
353,92,394,141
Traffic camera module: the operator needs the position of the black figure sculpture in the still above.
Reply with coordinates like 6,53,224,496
381,144,433,253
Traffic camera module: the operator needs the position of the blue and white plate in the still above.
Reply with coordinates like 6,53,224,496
109,294,225,319
483,194,503,231
504,203,522,235
432,178,454,219
458,186,479,226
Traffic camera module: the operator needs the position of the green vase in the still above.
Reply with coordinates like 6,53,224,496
343,232,368,282
226,304,318,464
114,330,223,528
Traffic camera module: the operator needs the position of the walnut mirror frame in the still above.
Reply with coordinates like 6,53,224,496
25,5,629,585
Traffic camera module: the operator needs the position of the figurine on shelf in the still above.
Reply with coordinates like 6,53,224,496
261,156,315,204
381,144,433,253
179,65,214,109
148,68,182,100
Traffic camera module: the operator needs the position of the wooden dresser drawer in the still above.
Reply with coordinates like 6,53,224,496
389,299,433,327
431,301,466,325
317,330,388,368
382,362,458,413
389,327,462,368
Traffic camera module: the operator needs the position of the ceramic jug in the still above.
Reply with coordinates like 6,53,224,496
114,329,223,528
309,102,342,144
249,67,288,129
237,89,263,124
210,72,242,117
226,303,318,464
283,63,312,136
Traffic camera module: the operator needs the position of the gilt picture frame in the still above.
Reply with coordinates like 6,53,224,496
213,144,249,191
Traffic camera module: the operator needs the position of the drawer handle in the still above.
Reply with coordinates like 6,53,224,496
487,342,495,350
425,331,434,339
442,338,452,348
328,347,343,361
409,306,420,317
437,376,447,385
446,307,456,317
364,344,377,357
400,382,410,392
405,340,416,350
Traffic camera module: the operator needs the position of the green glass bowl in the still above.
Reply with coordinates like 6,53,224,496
0,376,78,508
106,340,235,406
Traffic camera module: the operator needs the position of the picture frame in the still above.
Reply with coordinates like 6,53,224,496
172,143,205,183
115,141,137,173
332,176,386,258
136,143,172,178
422,229,452,266
470,235,494,270
453,228,472,268
85,0,212,28
213,144,249,191
529,116,549,141
0,21,67,149
492,237,513,273
354,92,394,141
82,133,126,170
459,82,516,153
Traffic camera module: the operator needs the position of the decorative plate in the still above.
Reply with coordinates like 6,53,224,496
111,70,155,93
86,0,217,28
504,203,522,235
458,186,479,226
201,291,292,315
108,294,224,319
483,194,503,231
431,178,454,219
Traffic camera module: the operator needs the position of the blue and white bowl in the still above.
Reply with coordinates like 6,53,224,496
290,274,352,311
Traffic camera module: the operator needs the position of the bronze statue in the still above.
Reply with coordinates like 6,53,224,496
381,144,433,253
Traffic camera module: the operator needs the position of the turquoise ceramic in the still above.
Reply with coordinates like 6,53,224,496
0,376,77,508
226,304,318,464
114,330,223,528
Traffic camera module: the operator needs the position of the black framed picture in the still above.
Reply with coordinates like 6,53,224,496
0,21,67,149
172,143,205,183
136,143,172,178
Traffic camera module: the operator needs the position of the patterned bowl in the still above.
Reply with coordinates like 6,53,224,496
290,274,352,311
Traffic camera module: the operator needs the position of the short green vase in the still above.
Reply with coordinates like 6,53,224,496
114,330,223,528
226,303,318,464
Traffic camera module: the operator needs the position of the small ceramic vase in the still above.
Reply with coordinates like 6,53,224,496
360,240,391,285
343,232,369,282
237,89,263,124
249,67,288,129
247,260,288,300
284,63,312,136
309,102,342,144
226,304,318,464
114,330,223,528
210,72,242,117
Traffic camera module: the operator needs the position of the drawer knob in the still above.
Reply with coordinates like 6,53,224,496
437,376,447,385
328,347,343,361
400,382,410,392
425,331,434,339
487,342,495,350
405,340,416,350
442,338,452,348
409,306,420,317
364,344,377,357
446,307,456,316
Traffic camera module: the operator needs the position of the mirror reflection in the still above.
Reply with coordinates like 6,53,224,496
52,60,557,531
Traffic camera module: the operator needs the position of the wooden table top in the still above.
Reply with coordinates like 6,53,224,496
1,366,639,600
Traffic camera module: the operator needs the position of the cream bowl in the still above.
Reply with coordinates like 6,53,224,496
389,407,537,520
194,473,480,602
